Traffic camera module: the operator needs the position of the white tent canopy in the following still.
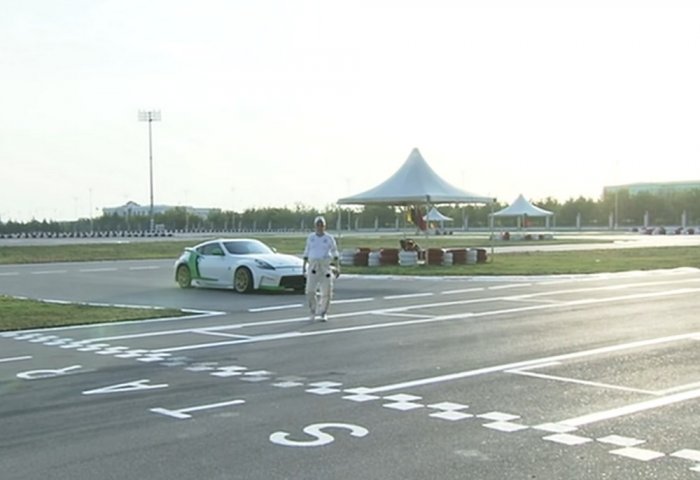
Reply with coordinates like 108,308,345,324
423,207,453,222
491,194,553,218
337,148,493,206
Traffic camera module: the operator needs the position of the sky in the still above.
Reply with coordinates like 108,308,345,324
2,0,700,222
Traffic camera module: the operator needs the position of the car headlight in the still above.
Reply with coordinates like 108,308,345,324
254,259,275,270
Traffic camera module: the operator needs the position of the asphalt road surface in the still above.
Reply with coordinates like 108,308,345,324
2,260,700,479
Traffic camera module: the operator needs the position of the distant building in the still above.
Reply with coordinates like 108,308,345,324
102,201,212,218
604,181,700,197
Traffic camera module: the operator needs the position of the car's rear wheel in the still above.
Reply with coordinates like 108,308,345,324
234,267,253,293
176,265,192,288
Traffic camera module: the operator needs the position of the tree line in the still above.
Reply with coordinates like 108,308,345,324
2,189,700,234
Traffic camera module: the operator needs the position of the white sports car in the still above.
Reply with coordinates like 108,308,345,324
174,238,306,293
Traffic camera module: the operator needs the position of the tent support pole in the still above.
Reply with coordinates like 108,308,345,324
490,200,495,262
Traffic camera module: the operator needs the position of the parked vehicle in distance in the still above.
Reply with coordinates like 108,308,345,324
174,238,305,293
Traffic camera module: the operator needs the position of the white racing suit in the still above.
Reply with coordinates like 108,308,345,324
305,259,334,316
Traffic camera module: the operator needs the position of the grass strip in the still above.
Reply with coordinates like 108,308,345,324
0,235,602,264
0,296,188,331
342,247,700,276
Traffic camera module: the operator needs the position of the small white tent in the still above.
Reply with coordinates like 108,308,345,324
491,194,554,229
423,207,453,230
423,207,453,222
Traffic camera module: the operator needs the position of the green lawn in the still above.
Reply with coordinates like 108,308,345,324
0,296,187,331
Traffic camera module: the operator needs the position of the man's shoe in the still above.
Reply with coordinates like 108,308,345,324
309,311,316,322
320,312,328,322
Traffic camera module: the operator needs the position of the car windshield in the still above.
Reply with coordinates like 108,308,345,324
223,240,274,255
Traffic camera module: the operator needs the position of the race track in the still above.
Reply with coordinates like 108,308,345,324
2,260,700,479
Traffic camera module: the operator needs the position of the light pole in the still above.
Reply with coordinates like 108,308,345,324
138,110,161,232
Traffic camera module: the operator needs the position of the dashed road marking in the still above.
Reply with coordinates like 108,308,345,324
609,447,665,462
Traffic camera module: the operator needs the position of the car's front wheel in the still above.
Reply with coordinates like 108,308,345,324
176,265,192,288
234,267,254,293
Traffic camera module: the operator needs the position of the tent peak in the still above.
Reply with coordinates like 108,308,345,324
337,148,493,206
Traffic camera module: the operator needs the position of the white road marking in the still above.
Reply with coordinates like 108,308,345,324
609,447,665,461
20,310,224,334
505,368,659,395
128,266,160,270
360,329,700,394
333,297,374,304
483,421,529,433
248,297,374,313
559,387,700,427
249,304,303,313
151,399,245,420
372,312,435,319
152,288,700,353
79,268,118,273
488,283,533,290
655,380,700,395
145,288,700,352
0,356,32,363
533,423,578,433
597,435,646,447
671,449,700,462
441,287,485,295
192,330,252,339
0,272,19,276
542,433,592,446
384,293,434,300
30,270,67,275
71,278,700,343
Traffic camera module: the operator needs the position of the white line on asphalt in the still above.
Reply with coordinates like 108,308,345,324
360,329,700,395
0,272,19,276
489,284,533,290
505,368,659,395
441,288,485,295
0,356,32,363
559,387,700,427
150,399,245,419
249,304,303,313
74,279,700,343
384,293,434,300
248,297,374,313
509,362,562,372
655,380,700,396
510,277,700,300
30,270,67,275
79,268,118,273
151,288,700,354
333,298,375,305
372,312,435,319
18,311,225,334
191,330,252,339
128,266,160,270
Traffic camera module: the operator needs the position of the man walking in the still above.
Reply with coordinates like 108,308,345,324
303,216,340,322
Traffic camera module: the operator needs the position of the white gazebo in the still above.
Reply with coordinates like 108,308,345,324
423,206,453,230
491,194,554,229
